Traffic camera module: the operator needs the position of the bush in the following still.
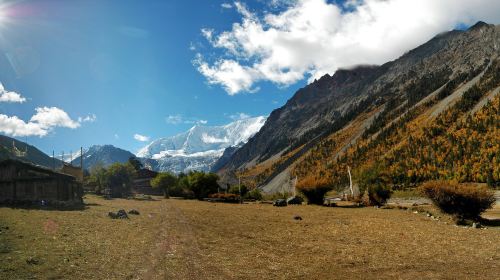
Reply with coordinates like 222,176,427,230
229,184,249,197
420,181,495,220
151,172,177,198
297,176,332,205
208,193,240,202
262,191,292,201
298,185,332,205
244,188,263,200
362,185,392,206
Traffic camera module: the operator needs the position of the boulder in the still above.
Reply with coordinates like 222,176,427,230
287,196,304,205
108,209,129,219
273,199,287,207
128,209,140,215
26,257,39,265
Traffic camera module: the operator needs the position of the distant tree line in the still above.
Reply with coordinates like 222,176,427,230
85,157,140,197
86,156,260,200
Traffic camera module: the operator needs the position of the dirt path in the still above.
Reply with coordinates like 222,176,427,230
142,199,228,279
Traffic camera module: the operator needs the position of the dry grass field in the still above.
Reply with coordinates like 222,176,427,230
1,195,499,279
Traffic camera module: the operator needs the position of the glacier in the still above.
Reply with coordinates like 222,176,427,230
137,116,266,173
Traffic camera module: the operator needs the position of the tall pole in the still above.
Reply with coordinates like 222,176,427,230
347,166,353,197
52,151,55,170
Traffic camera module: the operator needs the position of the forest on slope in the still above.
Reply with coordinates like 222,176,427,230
294,58,500,191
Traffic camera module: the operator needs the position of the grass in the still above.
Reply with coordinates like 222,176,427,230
391,189,422,199
1,194,499,279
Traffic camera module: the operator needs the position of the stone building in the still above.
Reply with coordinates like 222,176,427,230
0,159,83,206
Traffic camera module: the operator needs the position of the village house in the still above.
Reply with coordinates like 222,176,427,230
0,159,83,206
132,168,162,195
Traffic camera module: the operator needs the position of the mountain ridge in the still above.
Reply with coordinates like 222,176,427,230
137,116,266,173
220,22,500,192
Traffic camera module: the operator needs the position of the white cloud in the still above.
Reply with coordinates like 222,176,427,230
78,114,97,123
166,114,183,125
0,83,26,103
0,107,80,137
196,0,500,94
134,133,150,142
201,28,214,41
30,107,80,129
229,112,251,120
221,3,233,9
166,114,208,125
201,133,229,144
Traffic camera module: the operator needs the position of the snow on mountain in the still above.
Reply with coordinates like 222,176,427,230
71,145,136,170
137,116,266,173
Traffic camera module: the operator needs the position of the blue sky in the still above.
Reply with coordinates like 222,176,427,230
0,0,498,156
0,0,302,155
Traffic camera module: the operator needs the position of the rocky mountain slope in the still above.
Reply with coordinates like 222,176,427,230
71,145,136,170
219,22,500,193
137,116,266,173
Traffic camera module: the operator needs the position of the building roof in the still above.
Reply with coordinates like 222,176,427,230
136,168,158,179
0,159,76,180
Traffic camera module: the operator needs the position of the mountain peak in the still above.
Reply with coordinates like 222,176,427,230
468,21,492,31
136,116,267,173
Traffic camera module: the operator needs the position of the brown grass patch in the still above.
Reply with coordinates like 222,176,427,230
1,195,499,279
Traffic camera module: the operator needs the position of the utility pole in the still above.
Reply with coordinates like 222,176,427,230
52,151,55,170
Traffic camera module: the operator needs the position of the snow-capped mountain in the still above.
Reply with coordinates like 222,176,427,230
137,116,266,173
71,145,136,170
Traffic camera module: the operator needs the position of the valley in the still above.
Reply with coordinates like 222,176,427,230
0,195,499,279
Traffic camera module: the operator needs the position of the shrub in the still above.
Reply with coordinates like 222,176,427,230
244,188,263,201
262,191,293,201
361,185,392,206
151,172,177,198
229,184,249,197
297,176,333,205
299,185,332,205
208,193,240,202
420,181,495,220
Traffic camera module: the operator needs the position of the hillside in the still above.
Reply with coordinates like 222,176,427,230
0,135,62,169
71,145,136,170
219,22,500,192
